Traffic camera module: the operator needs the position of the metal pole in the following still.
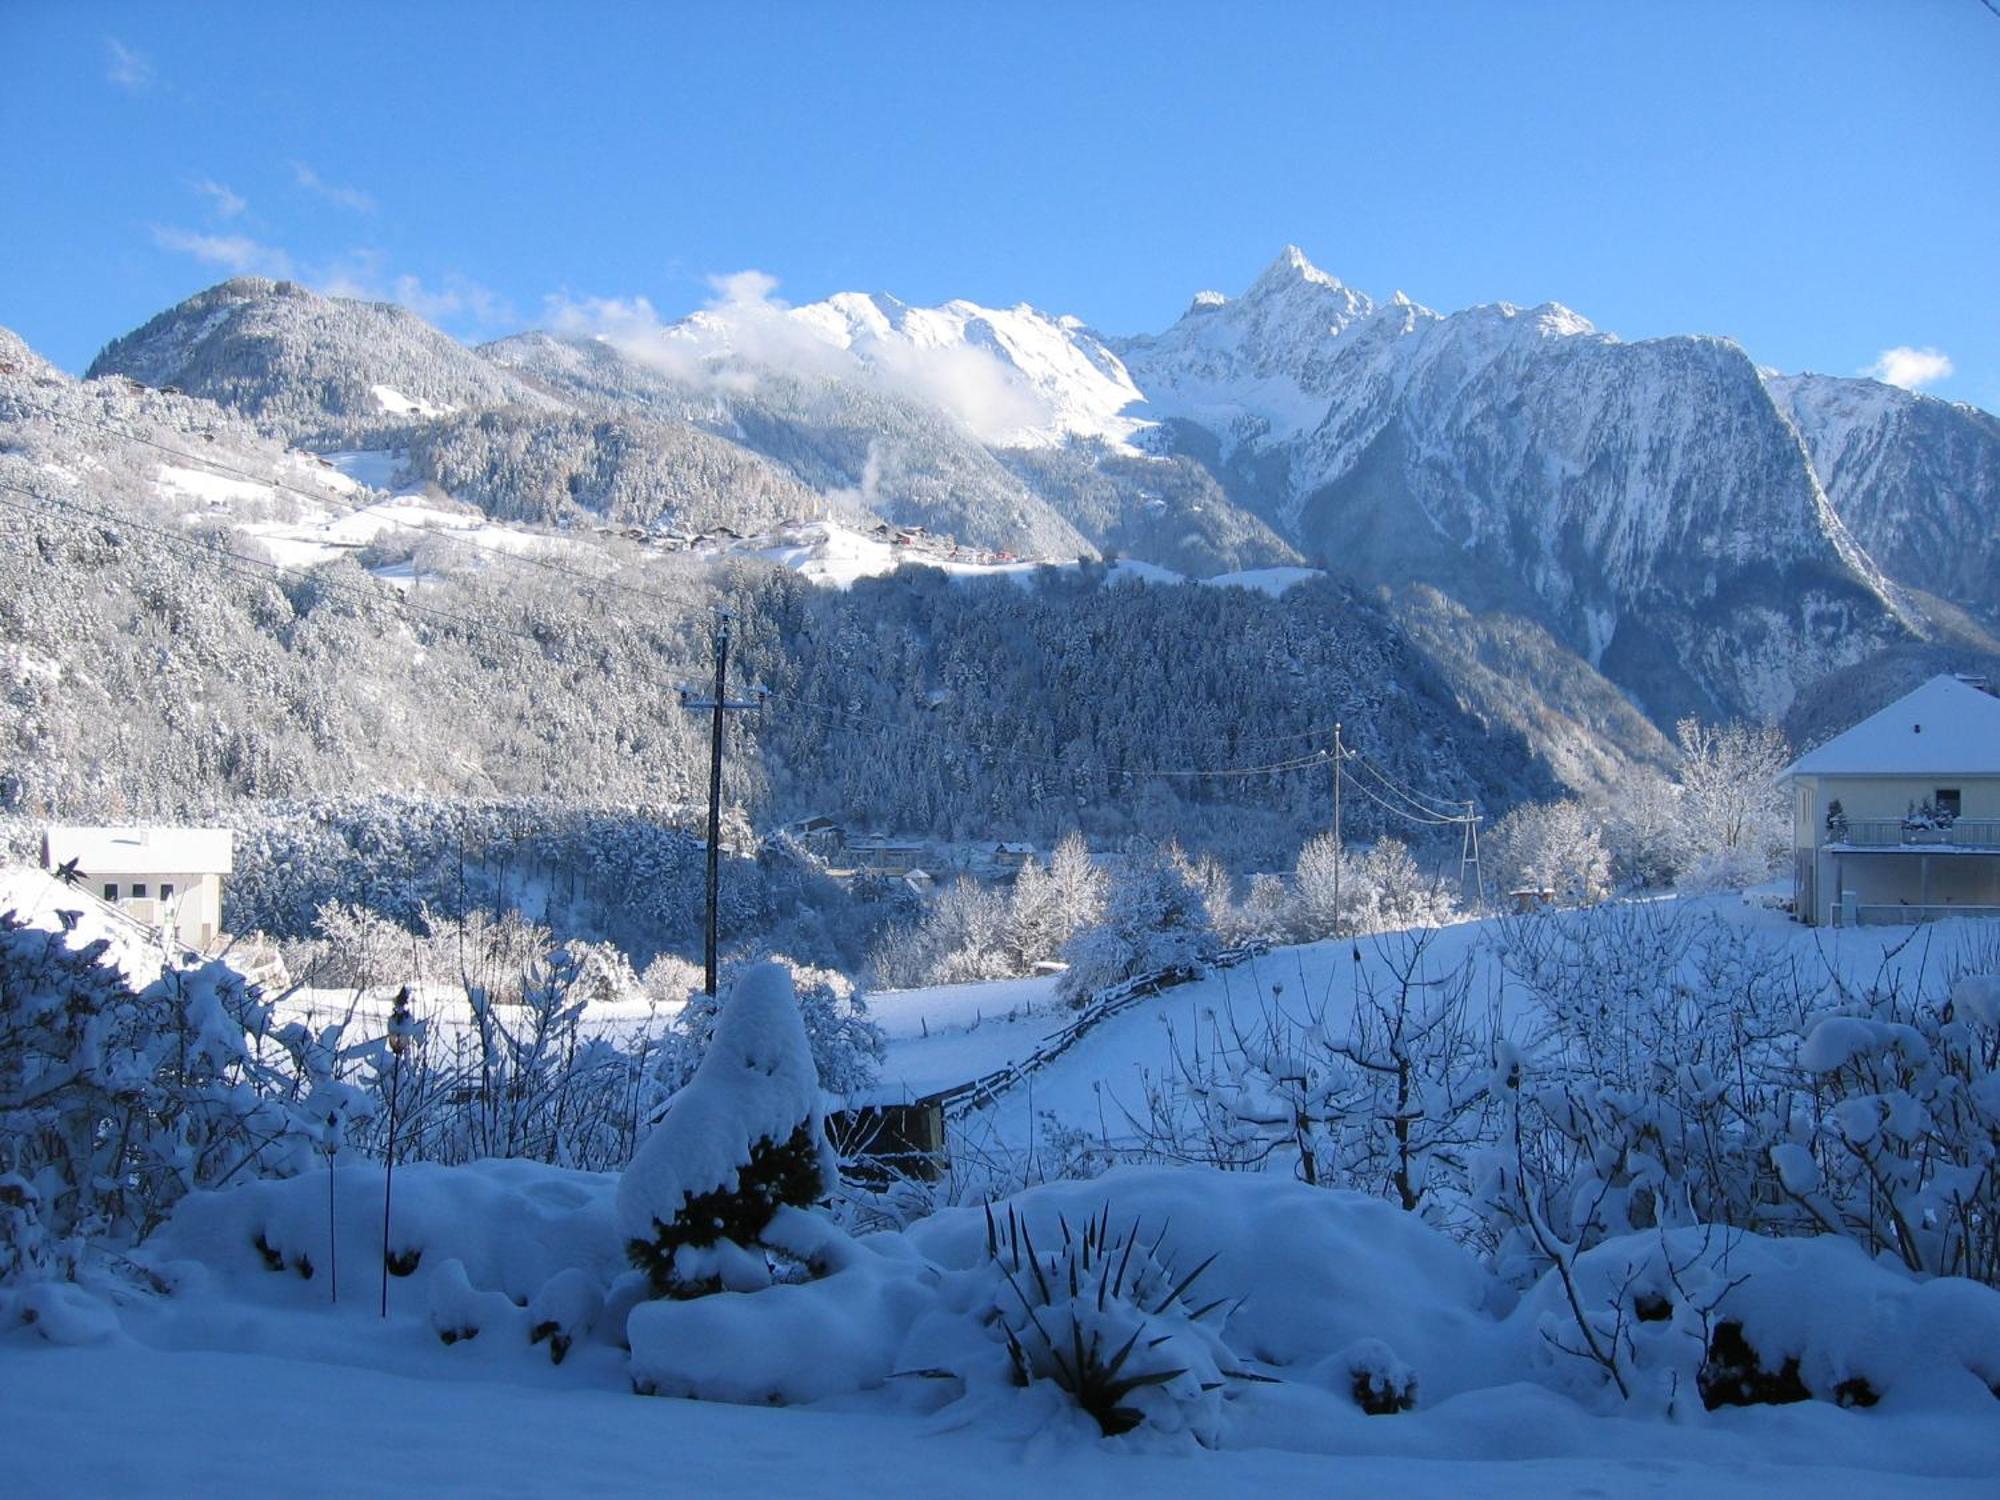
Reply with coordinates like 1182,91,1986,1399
704,615,730,998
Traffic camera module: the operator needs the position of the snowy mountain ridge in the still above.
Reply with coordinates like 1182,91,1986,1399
70,249,2000,731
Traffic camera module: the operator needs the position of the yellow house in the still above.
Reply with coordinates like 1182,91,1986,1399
41,826,235,951
1780,676,2000,927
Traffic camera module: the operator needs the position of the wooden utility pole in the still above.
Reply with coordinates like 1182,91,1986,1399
681,609,763,996
1331,722,1344,937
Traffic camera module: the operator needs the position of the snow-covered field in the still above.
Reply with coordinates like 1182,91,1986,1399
7,888,1999,1495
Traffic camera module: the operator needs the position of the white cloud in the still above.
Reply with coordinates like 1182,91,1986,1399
106,38,152,91
1862,345,1954,391
548,270,1053,443
190,178,247,219
291,161,376,213
150,226,293,278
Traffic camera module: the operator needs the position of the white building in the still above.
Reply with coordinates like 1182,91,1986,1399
41,826,235,951
1779,676,2000,927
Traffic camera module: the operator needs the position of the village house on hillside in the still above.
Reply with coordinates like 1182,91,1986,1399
41,825,234,950
1781,675,2000,927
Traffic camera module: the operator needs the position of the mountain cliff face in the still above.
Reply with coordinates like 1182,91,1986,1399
1769,373,2000,629
77,250,1996,761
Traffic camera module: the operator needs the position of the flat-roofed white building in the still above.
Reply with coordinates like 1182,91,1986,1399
1779,676,2000,927
41,826,234,950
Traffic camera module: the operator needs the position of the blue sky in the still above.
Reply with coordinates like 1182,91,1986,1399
3,1,1996,410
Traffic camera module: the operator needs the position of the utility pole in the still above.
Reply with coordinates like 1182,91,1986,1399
1331,722,1344,938
680,609,764,997
1458,800,1485,909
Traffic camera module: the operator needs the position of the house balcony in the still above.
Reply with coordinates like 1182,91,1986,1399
1827,819,2000,853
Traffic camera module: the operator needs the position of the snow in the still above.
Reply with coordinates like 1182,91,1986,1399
369,384,455,419
0,865,180,985
1780,675,2000,777
41,825,233,877
787,291,1154,451
1203,565,1325,596
154,462,273,506
750,519,1047,587
320,448,404,489
866,894,1994,1155
9,893,2000,1492
232,491,567,578
8,1159,1996,1496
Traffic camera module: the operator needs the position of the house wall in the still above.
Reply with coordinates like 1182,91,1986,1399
1791,774,2000,925
87,868,224,950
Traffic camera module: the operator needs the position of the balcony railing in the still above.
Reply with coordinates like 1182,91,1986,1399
1829,819,2000,851
1836,902,2000,928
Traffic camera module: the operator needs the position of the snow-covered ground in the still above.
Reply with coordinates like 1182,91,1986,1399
6,887,1999,1494
747,519,1325,594
869,892,1979,1151
7,1157,1995,1498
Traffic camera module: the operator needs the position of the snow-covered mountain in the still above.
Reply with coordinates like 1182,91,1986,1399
84,278,556,444
787,291,1149,450
1769,372,2000,630
75,251,2000,741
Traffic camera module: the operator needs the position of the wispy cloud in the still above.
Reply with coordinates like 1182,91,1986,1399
320,252,515,328
106,38,153,91
291,161,376,213
190,178,247,219
148,225,510,331
150,225,293,278
1863,345,1954,392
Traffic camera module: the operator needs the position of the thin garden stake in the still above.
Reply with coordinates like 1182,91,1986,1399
381,986,413,1319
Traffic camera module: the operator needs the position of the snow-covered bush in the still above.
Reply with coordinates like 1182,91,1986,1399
617,962,836,1299
0,912,312,1282
972,1202,1243,1442
1128,931,1492,1221
1778,970,2000,1281
1511,1225,2000,1416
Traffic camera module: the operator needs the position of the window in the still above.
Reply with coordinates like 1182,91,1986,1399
159,883,175,900
131,882,148,899
103,882,118,900
1936,789,1962,820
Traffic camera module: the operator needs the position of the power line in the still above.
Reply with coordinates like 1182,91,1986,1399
1347,748,1470,823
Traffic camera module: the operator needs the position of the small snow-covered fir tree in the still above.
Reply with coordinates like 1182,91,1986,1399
616,962,835,1298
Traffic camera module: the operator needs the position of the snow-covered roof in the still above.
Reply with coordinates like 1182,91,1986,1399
1780,676,2000,779
42,826,235,877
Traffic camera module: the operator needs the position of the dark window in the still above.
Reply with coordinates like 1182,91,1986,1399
160,883,175,900
103,882,118,900
1936,789,1962,820
131,882,148,899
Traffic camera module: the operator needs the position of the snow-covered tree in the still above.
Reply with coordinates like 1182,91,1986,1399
617,962,835,1299
1673,718,1790,874
1490,801,1613,906
1058,846,1216,1002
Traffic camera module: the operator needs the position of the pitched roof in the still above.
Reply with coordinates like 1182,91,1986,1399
42,826,235,876
1781,675,2000,779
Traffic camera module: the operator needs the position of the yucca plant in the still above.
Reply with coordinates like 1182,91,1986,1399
981,1202,1252,1441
